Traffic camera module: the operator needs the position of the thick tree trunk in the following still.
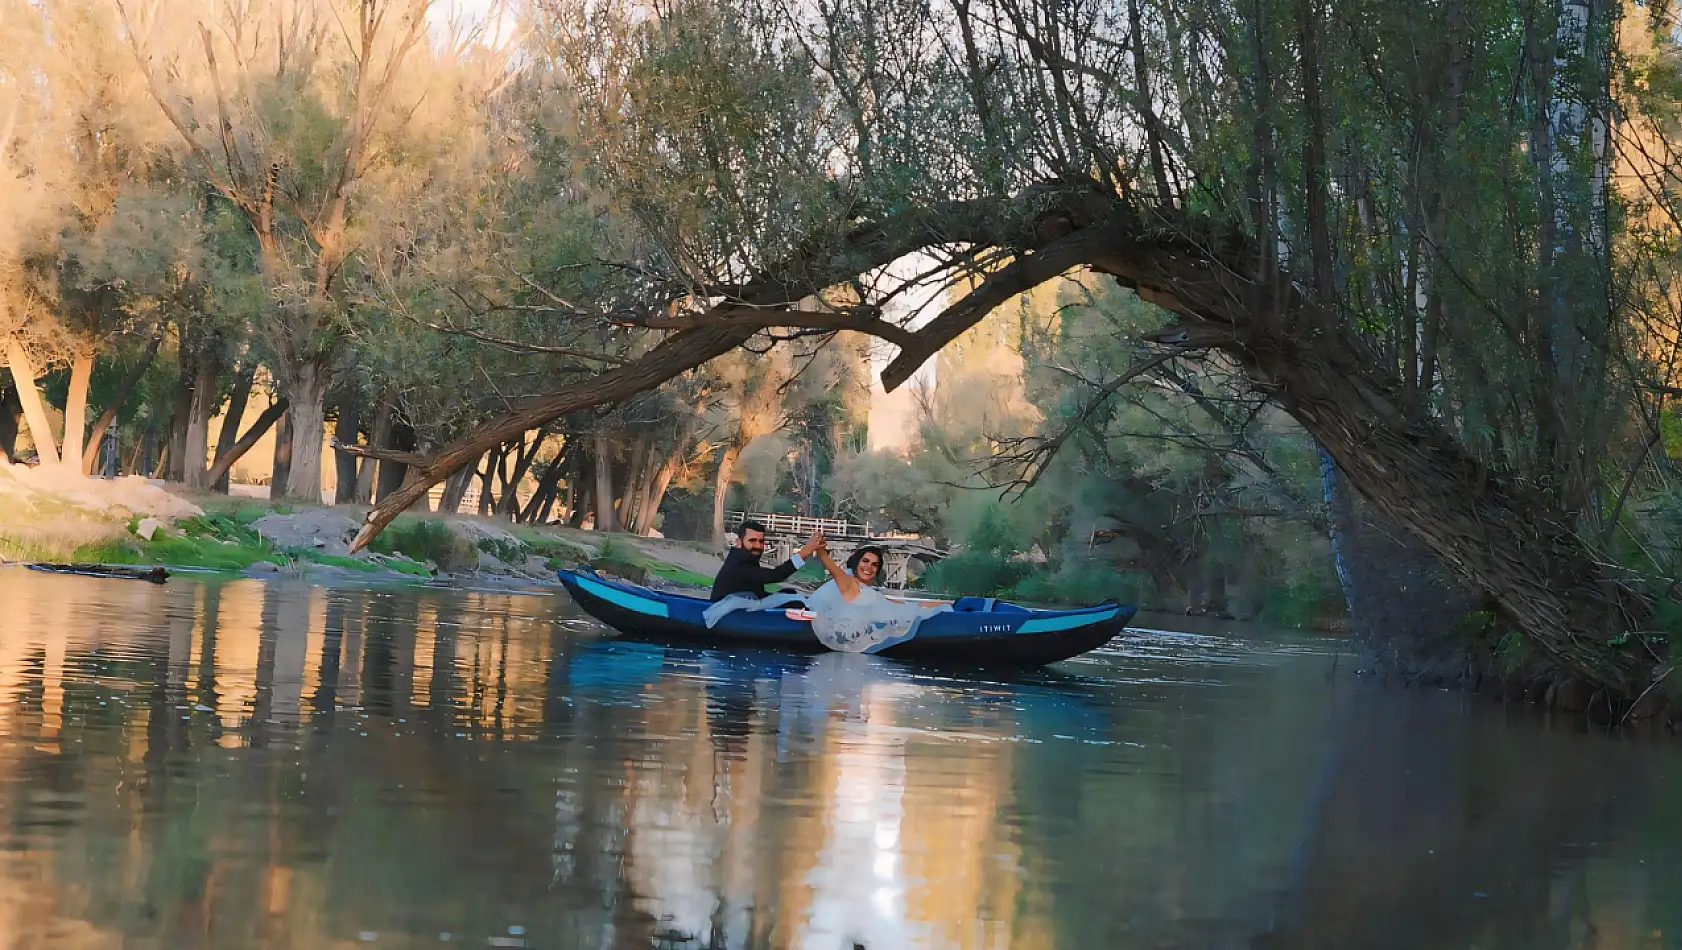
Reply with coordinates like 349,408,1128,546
357,396,393,504
593,431,619,533
497,432,541,520
619,435,652,533
492,438,518,517
525,454,566,524
182,351,221,490
635,454,680,537
84,332,166,476
203,398,289,489
124,430,143,476
566,455,590,528
400,460,433,511
1322,449,1486,679
711,444,741,543
277,361,328,503
0,383,20,463
61,351,94,477
573,484,593,529
531,482,560,525
271,411,293,499
141,421,157,477
477,445,502,516
1080,234,1654,694
561,451,583,524
1271,347,1645,691
377,420,416,505
167,355,192,482
333,395,362,504
610,444,636,526
439,463,474,515
5,341,60,466
210,368,257,493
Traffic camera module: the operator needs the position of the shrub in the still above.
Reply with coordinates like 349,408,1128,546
368,519,474,571
921,551,1032,598
475,535,527,564
1005,566,1156,607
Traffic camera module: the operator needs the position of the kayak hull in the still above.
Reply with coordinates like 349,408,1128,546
557,568,1135,666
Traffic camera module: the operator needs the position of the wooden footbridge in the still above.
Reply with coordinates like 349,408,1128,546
724,511,949,589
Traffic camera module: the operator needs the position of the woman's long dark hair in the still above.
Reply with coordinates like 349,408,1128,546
847,545,886,586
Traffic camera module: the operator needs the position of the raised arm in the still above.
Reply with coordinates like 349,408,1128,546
815,542,861,601
743,532,825,586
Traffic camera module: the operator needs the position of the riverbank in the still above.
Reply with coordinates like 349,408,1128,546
0,460,724,590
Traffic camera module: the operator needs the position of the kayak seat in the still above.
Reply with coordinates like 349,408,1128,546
951,598,1031,614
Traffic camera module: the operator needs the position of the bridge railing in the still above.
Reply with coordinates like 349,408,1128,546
725,510,876,539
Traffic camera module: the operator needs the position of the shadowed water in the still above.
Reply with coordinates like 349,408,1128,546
0,568,1680,949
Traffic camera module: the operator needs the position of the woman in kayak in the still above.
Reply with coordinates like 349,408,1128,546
808,537,948,652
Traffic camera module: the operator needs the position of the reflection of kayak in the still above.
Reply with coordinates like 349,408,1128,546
563,638,672,694
564,637,811,695
558,568,1136,666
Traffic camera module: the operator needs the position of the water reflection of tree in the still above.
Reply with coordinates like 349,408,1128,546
1259,699,1664,950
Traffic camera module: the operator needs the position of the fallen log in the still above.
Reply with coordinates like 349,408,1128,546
26,563,169,584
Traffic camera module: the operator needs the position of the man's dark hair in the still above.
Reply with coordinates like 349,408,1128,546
738,520,768,536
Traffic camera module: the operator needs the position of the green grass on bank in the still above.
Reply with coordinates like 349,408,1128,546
23,513,427,577
644,561,715,589
292,550,383,574
367,518,468,570
584,537,713,589
7,491,709,588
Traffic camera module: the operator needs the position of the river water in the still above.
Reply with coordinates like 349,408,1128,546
0,569,1679,949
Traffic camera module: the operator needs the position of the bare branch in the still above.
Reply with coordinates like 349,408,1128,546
980,346,1199,493
330,440,429,466
648,303,920,350
882,223,1124,391
415,318,630,364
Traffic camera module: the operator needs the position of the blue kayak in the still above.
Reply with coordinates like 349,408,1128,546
557,568,1136,666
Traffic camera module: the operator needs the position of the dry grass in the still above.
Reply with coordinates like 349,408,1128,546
0,486,132,562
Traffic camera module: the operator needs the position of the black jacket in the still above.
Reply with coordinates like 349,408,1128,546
710,546,799,602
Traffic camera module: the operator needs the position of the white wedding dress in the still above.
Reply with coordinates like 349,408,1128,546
805,580,952,653
701,575,952,653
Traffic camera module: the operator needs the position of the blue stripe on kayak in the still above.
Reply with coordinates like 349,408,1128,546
1016,605,1120,634
574,574,670,618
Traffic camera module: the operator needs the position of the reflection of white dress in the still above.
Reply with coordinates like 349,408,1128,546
806,580,952,653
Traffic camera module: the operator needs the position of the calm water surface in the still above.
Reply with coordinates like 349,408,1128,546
0,568,1680,949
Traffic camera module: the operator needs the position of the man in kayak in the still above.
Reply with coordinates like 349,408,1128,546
710,521,824,602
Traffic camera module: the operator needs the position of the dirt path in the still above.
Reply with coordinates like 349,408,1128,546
535,525,725,578
625,537,725,577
